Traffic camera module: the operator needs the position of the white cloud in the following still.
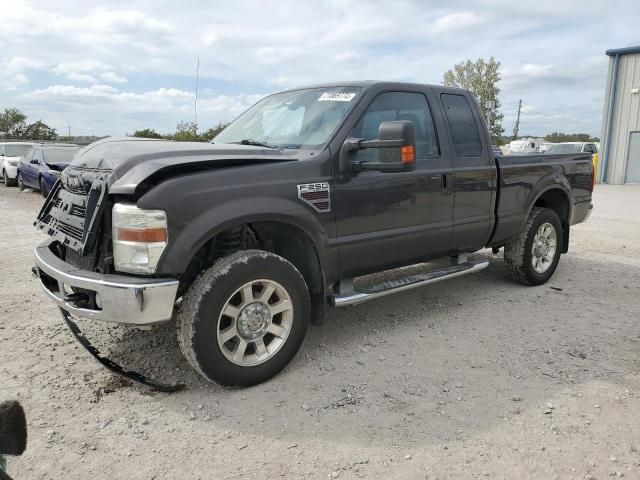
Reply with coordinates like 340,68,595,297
52,60,127,84
0,57,46,90
431,12,485,34
28,84,119,98
100,72,128,83
520,64,554,77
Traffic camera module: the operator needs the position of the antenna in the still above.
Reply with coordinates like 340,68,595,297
194,58,200,128
512,99,522,140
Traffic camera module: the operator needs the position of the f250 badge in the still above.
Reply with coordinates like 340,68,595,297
297,183,331,213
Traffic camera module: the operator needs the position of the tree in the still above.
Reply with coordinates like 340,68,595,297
173,120,199,142
200,122,230,142
544,132,599,143
0,107,27,138
443,57,504,143
133,128,164,139
17,120,57,140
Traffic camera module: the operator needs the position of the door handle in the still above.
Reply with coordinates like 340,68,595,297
442,173,454,195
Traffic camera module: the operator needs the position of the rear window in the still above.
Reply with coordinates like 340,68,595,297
5,144,33,157
43,148,79,164
441,94,482,157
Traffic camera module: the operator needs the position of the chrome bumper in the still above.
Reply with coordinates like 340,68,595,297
33,239,179,325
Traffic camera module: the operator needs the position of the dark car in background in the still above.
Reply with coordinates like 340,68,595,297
18,144,80,197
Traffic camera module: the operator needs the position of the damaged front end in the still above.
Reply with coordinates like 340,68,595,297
32,168,183,391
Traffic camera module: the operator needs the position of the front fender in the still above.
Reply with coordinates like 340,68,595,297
145,195,334,277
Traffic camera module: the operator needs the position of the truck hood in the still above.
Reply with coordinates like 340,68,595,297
64,136,299,195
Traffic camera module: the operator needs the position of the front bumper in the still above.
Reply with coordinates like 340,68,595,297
33,239,179,325
4,163,17,179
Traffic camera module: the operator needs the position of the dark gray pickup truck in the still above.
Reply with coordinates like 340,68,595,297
33,81,594,388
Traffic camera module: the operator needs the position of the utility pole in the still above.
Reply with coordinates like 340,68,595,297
194,58,200,129
67,122,71,138
512,99,522,140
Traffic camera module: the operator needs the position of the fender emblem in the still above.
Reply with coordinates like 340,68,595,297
297,183,331,213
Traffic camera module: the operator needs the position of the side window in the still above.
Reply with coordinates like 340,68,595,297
583,144,595,154
352,92,439,159
0,145,4,156
440,94,482,157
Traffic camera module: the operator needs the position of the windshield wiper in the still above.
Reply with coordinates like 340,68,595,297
233,139,277,149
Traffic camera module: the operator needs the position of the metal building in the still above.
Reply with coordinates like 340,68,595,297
599,46,640,184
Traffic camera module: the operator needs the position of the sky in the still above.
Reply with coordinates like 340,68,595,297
1,0,638,138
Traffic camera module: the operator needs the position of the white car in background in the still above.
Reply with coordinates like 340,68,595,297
508,138,546,154
1,142,38,186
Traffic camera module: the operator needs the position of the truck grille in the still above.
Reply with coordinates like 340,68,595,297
35,174,108,254
37,185,89,250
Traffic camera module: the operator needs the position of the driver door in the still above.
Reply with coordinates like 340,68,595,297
333,90,455,278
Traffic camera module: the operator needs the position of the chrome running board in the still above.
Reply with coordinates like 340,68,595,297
329,257,489,307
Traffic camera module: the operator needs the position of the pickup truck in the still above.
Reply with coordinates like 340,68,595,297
32,81,594,388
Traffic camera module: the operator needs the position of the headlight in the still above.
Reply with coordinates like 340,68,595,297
8,159,18,167
112,203,168,274
49,169,61,177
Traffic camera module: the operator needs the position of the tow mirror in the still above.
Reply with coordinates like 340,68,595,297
344,120,416,173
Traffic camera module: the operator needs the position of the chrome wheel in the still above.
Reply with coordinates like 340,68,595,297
531,222,557,273
217,279,294,367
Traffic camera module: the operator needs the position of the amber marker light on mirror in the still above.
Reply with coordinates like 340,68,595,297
401,145,415,164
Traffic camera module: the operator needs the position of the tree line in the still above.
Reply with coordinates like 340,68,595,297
132,120,229,142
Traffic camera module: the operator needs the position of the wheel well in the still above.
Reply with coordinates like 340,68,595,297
533,189,570,253
179,222,326,324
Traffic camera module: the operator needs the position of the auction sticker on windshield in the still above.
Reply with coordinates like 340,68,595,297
318,92,356,102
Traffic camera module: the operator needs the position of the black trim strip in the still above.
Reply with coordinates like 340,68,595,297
60,308,185,393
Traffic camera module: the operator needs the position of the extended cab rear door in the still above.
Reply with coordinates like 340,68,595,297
436,92,496,252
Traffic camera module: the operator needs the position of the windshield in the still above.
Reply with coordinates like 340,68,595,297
5,144,33,157
214,87,364,149
43,147,79,164
546,144,583,154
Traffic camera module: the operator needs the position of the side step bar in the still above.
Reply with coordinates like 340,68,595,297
329,258,489,307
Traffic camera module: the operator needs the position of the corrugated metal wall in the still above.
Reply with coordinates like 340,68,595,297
600,52,640,184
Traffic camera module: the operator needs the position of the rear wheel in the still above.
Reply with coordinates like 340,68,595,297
504,207,563,285
177,250,310,386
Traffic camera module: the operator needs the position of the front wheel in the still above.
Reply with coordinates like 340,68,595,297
177,250,310,386
17,173,25,191
504,207,563,285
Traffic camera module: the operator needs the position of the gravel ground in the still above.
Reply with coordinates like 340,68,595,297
1,184,639,480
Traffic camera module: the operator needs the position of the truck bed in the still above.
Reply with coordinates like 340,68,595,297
490,153,594,247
